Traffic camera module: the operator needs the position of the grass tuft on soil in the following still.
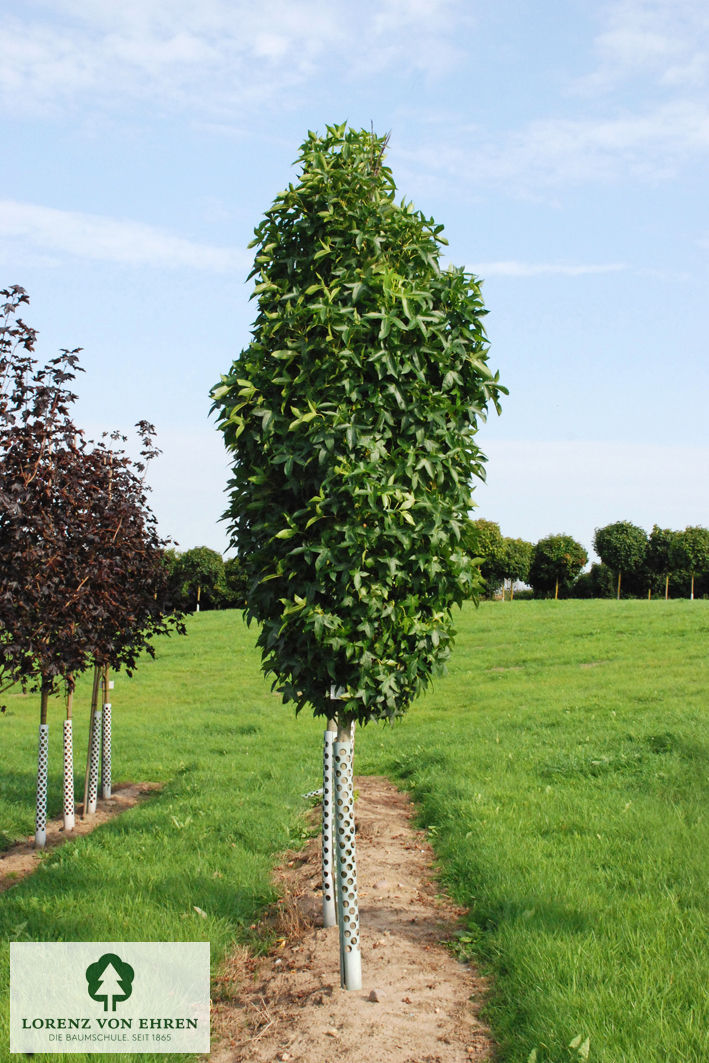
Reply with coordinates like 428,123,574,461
1,600,707,1063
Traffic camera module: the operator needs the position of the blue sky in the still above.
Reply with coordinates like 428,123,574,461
2,0,707,563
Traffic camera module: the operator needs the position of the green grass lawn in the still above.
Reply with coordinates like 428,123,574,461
1,601,707,1062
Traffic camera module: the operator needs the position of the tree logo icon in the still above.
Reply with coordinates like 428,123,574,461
85,953,135,1012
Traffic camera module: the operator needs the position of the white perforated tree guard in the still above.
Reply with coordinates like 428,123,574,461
101,703,112,800
333,733,362,991
35,724,49,848
62,718,75,832
321,723,337,928
86,709,101,815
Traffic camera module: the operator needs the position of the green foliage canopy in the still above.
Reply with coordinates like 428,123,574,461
593,520,647,592
647,525,678,577
529,534,588,598
212,124,504,723
671,525,709,577
224,556,249,608
171,546,227,612
501,536,533,586
670,525,709,597
466,519,506,595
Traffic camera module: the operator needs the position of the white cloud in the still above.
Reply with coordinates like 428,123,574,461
397,98,709,193
468,261,627,278
0,1,471,117
391,2,709,195
579,0,709,93
512,101,709,182
0,200,250,272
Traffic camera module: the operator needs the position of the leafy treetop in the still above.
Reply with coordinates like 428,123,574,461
670,525,709,576
529,533,588,598
170,546,227,612
593,520,647,578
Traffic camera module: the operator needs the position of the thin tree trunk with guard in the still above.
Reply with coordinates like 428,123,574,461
35,682,50,849
63,677,75,832
333,715,361,991
321,716,338,928
101,664,112,799
83,664,101,817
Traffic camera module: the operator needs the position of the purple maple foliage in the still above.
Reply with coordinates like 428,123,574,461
0,285,184,710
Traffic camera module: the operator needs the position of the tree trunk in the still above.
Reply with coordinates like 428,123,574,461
554,578,559,600
83,664,101,817
63,678,75,832
510,581,515,601
333,714,361,990
691,572,695,601
665,574,669,601
617,571,621,600
35,683,50,848
196,584,201,612
321,717,338,928
101,665,112,800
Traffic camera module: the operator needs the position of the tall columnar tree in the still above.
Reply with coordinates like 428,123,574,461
593,520,648,599
212,124,504,988
529,534,588,599
670,525,709,600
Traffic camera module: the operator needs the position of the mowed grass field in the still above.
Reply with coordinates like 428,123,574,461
1,600,707,1063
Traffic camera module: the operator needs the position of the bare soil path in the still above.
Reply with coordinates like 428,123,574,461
211,775,494,1063
0,782,161,893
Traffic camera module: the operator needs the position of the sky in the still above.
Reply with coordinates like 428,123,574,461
2,0,708,565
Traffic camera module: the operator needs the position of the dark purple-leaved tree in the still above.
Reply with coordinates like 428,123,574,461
0,286,183,846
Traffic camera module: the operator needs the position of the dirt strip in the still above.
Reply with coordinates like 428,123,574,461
0,782,162,893
210,775,494,1063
